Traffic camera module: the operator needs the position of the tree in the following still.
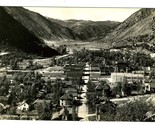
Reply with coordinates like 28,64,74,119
100,98,155,121
35,100,52,120
101,80,111,97
114,82,122,97
52,79,65,105
87,81,96,113
23,72,32,82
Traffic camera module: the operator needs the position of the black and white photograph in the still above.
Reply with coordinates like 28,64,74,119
0,5,155,122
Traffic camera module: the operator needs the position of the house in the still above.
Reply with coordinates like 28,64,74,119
17,101,29,112
143,79,151,92
64,64,84,75
64,64,84,86
63,80,72,87
45,93,54,100
46,66,63,72
100,66,114,75
150,53,155,59
41,74,66,81
91,66,100,73
89,48,100,51
17,60,30,69
89,64,102,82
82,75,90,84
37,66,64,75
36,66,65,81
60,94,73,107
110,49,121,52
65,88,78,99
132,71,145,75
0,68,8,79
0,52,9,56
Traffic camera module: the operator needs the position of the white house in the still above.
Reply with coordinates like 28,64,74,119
150,53,155,59
17,101,29,112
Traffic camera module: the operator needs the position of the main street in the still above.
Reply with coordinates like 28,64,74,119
77,84,89,121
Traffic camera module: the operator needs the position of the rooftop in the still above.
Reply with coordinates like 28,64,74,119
95,84,103,90
33,99,51,104
111,72,144,77
0,52,9,56
46,66,63,71
60,94,73,100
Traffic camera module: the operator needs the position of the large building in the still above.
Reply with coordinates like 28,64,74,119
111,72,144,85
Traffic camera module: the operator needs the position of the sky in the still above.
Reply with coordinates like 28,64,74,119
25,7,140,22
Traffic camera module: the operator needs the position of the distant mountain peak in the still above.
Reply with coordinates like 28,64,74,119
49,18,119,40
99,8,155,48
4,7,79,41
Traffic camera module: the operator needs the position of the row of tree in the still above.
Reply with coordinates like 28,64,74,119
50,48,155,71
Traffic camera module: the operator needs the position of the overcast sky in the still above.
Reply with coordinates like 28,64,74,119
25,7,139,22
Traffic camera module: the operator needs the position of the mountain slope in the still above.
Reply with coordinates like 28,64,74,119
49,19,119,40
100,8,155,48
0,7,59,57
4,7,78,41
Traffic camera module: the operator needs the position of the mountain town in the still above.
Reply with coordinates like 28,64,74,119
1,7,155,121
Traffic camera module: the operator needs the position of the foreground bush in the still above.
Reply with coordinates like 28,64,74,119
100,98,155,121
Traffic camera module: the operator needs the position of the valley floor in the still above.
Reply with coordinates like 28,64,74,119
44,40,110,51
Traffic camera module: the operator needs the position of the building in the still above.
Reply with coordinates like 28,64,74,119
60,94,73,107
65,88,78,99
37,66,64,75
63,80,72,87
132,71,145,75
143,79,151,92
17,60,30,69
64,64,84,72
100,66,114,75
17,101,29,112
41,73,66,81
0,71,6,78
150,53,155,59
64,64,84,86
0,52,9,56
89,63,101,82
111,72,144,86
114,62,129,72
110,49,121,52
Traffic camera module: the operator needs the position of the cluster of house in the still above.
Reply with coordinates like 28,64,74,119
83,61,155,95
1,54,155,120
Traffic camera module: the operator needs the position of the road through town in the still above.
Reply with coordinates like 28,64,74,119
77,85,89,121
